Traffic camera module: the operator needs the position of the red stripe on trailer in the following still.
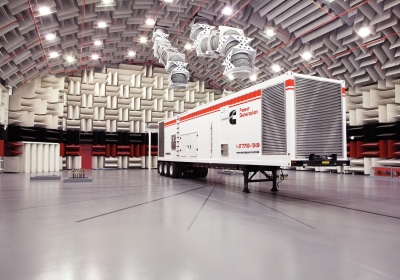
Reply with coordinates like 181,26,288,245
341,87,346,97
230,97,261,108
164,119,176,127
285,79,294,91
179,90,261,123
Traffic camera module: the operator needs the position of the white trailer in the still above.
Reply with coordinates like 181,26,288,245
157,72,349,192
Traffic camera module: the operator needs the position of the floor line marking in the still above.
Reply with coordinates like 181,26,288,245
243,195,316,229
14,185,190,210
186,176,222,231
197,178,400,221
187,187,215,231
76,185,208,223
258,191,400,220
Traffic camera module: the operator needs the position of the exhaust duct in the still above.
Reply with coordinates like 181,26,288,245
190,17,258,80
152,27,190,90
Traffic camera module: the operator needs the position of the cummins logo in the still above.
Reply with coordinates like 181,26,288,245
229,110,236,125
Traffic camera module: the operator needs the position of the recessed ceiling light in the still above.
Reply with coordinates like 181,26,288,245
39,7,51,16
128,51,136,57
94,40,102,46
45,33,56,41
98,21,107,28
49,52,59,58
145,18,155,26
228,74,234,80
264,27,276,38
271,64,281,73
358,26,371,38
102,0,113,4
66,56,75,63
301,52,312,60
139,37,147,43
164,0,173,2
250,74,257,81
92,54,99,60
222,7,233,15
39,7,52,16
184,43,192,50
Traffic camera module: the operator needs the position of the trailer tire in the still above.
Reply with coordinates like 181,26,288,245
170,162,181,178
164,162,170,177
200,168,208,178
159,162,165,176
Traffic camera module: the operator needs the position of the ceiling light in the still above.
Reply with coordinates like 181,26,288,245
98,21,107,28
250,74,257,81
49,52,59,58
264,27,276,38
271,64,281,73
94,40,102,46
139,37,147,43
39,7,51,15
101,0,113,4
128,51,136,57
184,43,192,50
92,54,99,60
145,18,155,26
222,7,233,15
301,52,312,60
164,0,173,2
45,33,56,41
66,56,75,63
228,74,234,80
358,26,371,38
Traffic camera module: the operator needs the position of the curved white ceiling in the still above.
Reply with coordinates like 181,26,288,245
0,0,399,90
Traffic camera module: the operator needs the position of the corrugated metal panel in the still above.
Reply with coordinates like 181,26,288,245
158,121,164,157
262,83,286,155
295,77,343,158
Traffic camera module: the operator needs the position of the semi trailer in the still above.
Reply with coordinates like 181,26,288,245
157,72,349,192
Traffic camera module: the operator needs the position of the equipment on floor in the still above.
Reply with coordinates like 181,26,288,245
64,168,92,183
157,72,349,192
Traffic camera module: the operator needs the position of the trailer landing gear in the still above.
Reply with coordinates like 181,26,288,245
242,166,280,193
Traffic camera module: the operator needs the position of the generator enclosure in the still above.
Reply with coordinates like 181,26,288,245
158,72,347,168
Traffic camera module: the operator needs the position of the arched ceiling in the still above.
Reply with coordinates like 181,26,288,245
0,0,399,90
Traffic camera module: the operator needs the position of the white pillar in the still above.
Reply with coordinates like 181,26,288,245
148,131,151,170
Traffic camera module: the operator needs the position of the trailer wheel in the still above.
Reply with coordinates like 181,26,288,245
200,168,208,178
159,162,165,176
164,162,170,177
170,162,181,178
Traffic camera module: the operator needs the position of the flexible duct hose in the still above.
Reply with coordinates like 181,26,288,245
200,38,208,53
192,28,204,40
170,55,184,63
224,30,241,36
231,53,252,68
224,40,240,54
210,34,219,51
170,73,187,83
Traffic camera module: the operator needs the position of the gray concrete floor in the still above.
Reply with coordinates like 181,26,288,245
1,169,400,280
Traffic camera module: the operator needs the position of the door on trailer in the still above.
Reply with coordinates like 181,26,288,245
180,131,198,158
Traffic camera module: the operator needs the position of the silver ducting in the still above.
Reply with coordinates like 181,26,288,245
152,28,189,90
190,17,258,80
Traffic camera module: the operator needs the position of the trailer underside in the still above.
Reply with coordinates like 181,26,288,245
158,160,349,193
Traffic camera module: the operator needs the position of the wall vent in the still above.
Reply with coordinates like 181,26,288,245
261,83,286,155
